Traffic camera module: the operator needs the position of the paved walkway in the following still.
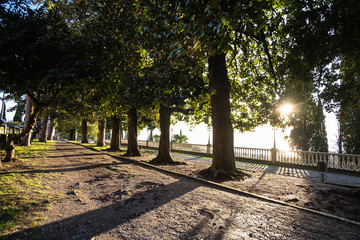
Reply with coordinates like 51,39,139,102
160,151,360,188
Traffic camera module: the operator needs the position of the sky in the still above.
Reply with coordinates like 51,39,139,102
2,93,339,152
138,111,339,152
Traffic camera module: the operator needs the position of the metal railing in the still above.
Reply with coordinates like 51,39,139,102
136,140,360,173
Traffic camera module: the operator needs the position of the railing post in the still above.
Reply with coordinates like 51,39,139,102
207,143,211,155
271,147,277,163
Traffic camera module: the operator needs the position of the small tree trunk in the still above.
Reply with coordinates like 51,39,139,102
110,116,121,151
39,117,48,142
21,94,33,146
151,106,174,163
149,128,154,141
201,54,237,178
125,107,141,156
69,128,76,141
97,119,106,147
47,117,55,140
3,104,41,164
81,119,88,143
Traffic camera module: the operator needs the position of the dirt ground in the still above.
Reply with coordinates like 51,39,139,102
2,141,360,240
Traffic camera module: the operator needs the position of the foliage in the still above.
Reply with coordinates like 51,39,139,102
137,0,208,118
282,0,360,152
335,67,360,153
287,98,328,152
5,121,23,127
153,134,160,142
0,3,90,103
55,116,80,140
172,134,188,144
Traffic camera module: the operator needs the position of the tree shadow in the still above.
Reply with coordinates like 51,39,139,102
178,208,235,240
0,162,129,175
45,153,104,159
4,178,199,240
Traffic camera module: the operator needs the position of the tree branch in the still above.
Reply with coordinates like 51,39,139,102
259,30,278,93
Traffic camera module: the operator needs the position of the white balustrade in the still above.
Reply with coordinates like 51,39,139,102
135,140,360,173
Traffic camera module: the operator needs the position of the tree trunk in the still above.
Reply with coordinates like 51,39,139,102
30,117,40,142
201,54,236,178
69,128,76,141
21,94,33,146
3,104,42,164
81,119,88,143
125,107,141,156
110,116,121,151
47,117,55,140
149,128,154,141
97,119,106,147
151,106,174,163
38,117,48,142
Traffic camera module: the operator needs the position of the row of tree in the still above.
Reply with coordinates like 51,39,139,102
1,0,359,177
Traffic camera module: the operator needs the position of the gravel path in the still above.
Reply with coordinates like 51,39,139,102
4,142,360,240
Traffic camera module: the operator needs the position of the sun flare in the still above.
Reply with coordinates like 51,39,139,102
280,103,294,116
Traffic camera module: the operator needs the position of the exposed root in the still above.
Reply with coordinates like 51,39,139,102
124,153,142,157
198,167,250,182
149,157,186,166
106,148,124,152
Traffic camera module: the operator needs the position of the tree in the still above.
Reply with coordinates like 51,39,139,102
80,119,88,143
0,93,6,121
136,1,207,164
65,0,146,155
11,96,25,122
21,94,33,146
0,2,91,164
283,0,360,153
178,0,282,178
172,134,188,144
287,98,328,152
96,119,106,147
56,116,80,141
38,116,49,142
109,115,122,151
47,115,56,140
125,107,141,156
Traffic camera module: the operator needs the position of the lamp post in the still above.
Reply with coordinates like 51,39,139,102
271,126,277,164
273,126,277,150
170,128,173,152
207,126,211,155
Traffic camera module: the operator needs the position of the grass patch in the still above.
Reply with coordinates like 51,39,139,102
0,140,58,236
170,151,212,160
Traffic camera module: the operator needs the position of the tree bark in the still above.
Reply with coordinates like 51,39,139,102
47,117,55,140
3,104,42,164
31,118,41,142
38,117,48,142
125,107,141,156
110,116,121,151
151,106,174,163
69,128,76,141
201,54,237,178
97,119,106,147
81,119,88,143
21,94,33,146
